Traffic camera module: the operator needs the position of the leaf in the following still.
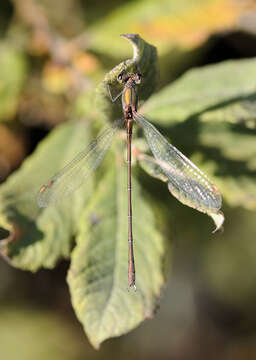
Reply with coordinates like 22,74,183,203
0,43,27,121
141,58,256,127
199,123,256,163
138,154,169,183
199,123,256,209
0,120,94,270
214,172,256,210
67,150,164,348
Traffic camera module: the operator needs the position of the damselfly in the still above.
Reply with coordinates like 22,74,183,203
37,71,223,288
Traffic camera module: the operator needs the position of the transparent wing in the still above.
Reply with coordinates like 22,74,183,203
134,112,222,214
37,121,121,208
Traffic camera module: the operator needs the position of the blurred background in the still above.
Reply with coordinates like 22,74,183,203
1,0,256,359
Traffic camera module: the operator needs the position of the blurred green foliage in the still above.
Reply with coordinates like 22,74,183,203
0,0,256,358
0,45,27,121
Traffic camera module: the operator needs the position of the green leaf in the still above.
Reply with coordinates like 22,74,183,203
142,58,256,127
199,123,256,163
0,43,27,121
199,122,256,209
67,150,164,348
0,120,94,270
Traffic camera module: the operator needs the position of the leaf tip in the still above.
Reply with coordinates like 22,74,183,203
210,210,225,234
120,33,141,42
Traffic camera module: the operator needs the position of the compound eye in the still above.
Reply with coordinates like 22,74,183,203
135,73,142,84
117,73,124,83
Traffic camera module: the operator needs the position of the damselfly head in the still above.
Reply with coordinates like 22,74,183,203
117,72,142,85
